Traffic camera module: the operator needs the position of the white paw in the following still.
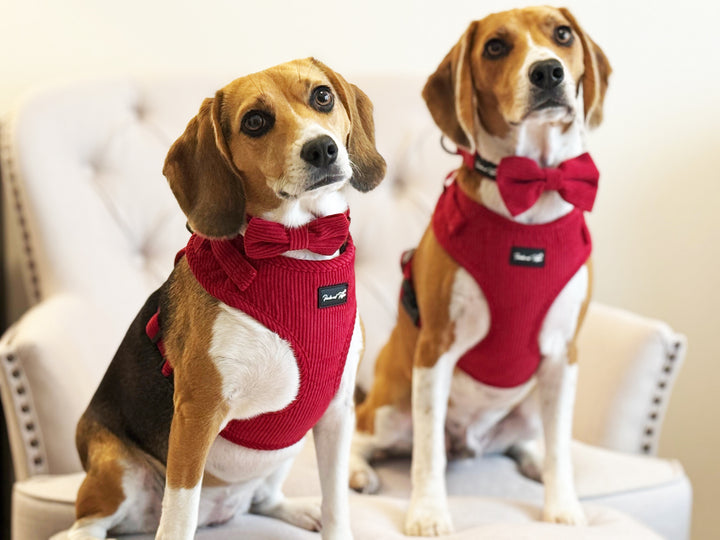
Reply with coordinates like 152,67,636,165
271,498,323,531
349,456,380,494
543,497,587,526
404,498,454,537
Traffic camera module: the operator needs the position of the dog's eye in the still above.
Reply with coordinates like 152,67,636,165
483,39,510,59
241,111,274,138
554,26,574,46
310,86,334,113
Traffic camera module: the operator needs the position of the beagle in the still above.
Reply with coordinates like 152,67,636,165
350,6,610,536
68,58,385,540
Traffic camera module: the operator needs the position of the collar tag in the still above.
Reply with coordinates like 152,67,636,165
510,247,545,268
318,283,349,308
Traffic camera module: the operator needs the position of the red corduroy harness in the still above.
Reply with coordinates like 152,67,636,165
146,231,356,451
403,180,591,388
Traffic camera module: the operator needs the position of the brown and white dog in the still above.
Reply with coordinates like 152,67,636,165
350,6,610,536
68,58,385,540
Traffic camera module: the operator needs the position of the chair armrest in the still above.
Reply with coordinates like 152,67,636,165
574,302,686,456
0,294,117,480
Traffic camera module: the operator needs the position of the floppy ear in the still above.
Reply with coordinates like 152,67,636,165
422,21,479,151
560,8,612,128
162,91,246,238
312,59,386,192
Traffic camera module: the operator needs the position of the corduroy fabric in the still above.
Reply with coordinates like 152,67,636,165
431,181,592,387
153,232,357,451
244,212,350,259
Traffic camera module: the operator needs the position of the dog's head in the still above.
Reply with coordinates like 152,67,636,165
423,6,611,151
163,58,386,238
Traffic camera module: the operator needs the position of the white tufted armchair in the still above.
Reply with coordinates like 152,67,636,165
1,74,691,539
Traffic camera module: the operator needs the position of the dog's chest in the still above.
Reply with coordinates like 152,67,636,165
431,183,591,387
210,303,300,422
443,262,588,436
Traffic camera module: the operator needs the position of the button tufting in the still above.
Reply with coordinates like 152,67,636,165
133,101,146,120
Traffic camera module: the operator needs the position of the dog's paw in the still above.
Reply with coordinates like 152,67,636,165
543,498,587,526
349,456,380,494
404,498,454,537
269,498,323,531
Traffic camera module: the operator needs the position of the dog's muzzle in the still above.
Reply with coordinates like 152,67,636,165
527,60,571,115
300,135,347,191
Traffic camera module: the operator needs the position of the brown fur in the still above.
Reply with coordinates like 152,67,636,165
161,260,230,489
356,213,462,433
163,59,385,239
74,423,129,520
423,7,610,148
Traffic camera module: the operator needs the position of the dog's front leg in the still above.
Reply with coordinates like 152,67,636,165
405,338,455,537
312,316,362,540
156,385,227,540
537,355,586,525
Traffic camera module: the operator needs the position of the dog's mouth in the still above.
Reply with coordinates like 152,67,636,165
523,95,572,118
306,174,346,191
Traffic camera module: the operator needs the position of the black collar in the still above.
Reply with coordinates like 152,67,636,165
441,136,498,180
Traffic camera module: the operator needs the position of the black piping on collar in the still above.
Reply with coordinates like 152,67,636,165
440,136,498,180
471,154,498,180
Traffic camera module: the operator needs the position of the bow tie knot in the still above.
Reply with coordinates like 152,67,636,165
543,167,565,192
494,153,600,216
244,212,350,259
287,226,310,252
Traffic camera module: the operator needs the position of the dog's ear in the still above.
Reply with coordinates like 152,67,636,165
422,21,479,151
560,8,612,128
312,59,386,192
163,91,246,238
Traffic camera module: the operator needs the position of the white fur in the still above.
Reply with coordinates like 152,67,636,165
211,304,300,421
156,486,202,540
537,360,585,525
313,314,362,539
406,360,455,536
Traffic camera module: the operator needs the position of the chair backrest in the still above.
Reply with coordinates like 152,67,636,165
0,73,454,475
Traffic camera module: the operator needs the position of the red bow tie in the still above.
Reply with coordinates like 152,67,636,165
243,212,350,259
495,153,600,216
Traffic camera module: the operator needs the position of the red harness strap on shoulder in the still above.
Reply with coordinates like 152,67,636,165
429,181,592,388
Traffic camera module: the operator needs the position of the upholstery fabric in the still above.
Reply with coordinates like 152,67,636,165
16,438,690,540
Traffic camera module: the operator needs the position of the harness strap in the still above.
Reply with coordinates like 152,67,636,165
145,310,173,377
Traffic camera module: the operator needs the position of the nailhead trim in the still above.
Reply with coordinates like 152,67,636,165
0,347,48,477
0,120,43,305
641,339,683,454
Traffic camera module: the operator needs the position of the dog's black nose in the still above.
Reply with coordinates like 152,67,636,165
529,59,565,90
301,135,338,168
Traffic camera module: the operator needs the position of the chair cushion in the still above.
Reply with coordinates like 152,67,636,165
15,439,689,540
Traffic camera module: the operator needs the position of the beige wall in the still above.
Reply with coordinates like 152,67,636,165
2,0,719,537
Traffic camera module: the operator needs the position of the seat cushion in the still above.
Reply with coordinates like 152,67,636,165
14,439,688,540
